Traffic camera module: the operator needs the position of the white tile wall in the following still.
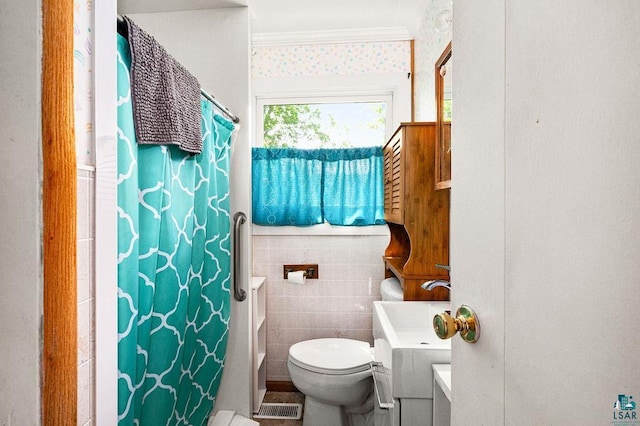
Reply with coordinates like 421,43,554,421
75,0,95,421
253,234,389,382
77,168,95,426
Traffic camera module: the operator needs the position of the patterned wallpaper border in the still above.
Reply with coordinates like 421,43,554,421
74,0,94,167
252,41,411,78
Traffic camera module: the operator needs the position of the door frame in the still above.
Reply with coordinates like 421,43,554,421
42,0,78,423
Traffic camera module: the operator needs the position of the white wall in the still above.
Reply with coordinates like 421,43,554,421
412,0,452,121
452,0,640,424
0,0,42,423
503,2,640,423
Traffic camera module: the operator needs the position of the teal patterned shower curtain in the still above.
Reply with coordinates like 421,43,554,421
116,35,235,426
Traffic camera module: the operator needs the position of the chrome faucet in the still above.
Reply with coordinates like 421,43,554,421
435,264,451,272
421,280,451,291
422,264,451,291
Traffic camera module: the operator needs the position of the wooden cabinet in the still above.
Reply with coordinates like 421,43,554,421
383,129,404,224
382,123,450,301
435,42,452,190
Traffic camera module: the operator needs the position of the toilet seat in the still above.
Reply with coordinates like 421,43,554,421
288,338,372,375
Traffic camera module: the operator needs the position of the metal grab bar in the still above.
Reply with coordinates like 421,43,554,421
370,362,394,409
233,212,247,302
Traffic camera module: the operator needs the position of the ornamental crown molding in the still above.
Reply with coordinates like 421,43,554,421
252,27,412,47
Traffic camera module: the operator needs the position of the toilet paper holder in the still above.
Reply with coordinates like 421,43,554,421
283,264,319,279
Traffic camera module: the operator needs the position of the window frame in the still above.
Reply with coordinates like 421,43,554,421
252,72,411,236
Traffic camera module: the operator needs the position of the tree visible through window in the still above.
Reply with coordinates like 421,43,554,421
262,102,387,148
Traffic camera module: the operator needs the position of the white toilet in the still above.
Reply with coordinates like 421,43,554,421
287,338,374,426
380,277,403,301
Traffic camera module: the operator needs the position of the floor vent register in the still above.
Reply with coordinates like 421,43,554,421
253,403,303,420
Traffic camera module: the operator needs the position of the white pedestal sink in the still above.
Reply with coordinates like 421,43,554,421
372,301,451,426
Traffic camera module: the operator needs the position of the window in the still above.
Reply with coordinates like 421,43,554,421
256,95,392,148
252,73,410,235
252,95,391,228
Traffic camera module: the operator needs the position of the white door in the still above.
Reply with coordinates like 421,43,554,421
451,1,640,424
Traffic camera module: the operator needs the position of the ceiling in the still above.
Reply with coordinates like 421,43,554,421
118,0,428,35
247,0,427,34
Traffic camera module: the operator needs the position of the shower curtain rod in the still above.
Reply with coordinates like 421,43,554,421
117,15,240,124
200,90,240,124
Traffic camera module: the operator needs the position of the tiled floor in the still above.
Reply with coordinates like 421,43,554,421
252,392,304,426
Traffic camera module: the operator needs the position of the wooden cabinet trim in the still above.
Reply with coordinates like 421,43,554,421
42,0,78,422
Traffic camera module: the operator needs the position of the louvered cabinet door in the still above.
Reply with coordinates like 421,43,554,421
383,128,404,224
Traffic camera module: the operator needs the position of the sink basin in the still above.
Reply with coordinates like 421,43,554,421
373,301,452,399
375,300,451,347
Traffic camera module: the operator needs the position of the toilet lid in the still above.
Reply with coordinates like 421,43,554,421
288,338,372,375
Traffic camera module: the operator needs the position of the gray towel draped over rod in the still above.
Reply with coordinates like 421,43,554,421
117,15,240,124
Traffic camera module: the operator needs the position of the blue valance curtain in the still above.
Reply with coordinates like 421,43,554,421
252,147,385,226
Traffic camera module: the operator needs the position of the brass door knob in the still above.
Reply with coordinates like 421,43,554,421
433,305,480,343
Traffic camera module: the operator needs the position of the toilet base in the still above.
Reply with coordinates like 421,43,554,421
302,394,375,426
303,396,348,426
